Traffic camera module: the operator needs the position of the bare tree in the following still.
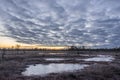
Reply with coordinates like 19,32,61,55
16,44,20,49
1,49,6,63
16,44,21,54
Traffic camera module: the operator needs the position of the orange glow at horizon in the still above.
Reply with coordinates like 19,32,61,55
0,37,19,48
0,37,67,50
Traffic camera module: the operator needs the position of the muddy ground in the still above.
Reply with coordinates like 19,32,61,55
0,51,120,80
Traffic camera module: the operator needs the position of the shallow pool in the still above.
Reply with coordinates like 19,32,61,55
45,58,66,61
83,55,114,62
22,63,88,76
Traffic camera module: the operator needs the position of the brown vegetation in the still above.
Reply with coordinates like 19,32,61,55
0,49,120,80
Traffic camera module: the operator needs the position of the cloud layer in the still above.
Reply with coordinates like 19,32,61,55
0,0,120,48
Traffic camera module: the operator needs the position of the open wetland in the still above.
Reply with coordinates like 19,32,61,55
0,50,120,80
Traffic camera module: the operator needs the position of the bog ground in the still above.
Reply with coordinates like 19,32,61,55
0,50,120,80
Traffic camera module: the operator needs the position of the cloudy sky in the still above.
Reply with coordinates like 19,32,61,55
0,0,120,48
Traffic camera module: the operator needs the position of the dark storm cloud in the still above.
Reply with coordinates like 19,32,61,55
0,0,120,48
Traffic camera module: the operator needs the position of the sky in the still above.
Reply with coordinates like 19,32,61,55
0,0,120,48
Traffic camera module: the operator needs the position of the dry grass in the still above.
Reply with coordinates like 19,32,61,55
0,50,120,80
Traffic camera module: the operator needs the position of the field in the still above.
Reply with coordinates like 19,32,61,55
0,50,120,80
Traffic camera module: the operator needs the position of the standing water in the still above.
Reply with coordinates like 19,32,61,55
83,55,114,62
22,63,88,76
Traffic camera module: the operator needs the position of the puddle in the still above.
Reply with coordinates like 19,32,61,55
45,58,65,61
22,64,88,76
83,55,114,62
79,54,90,56
49,53,65,54
45,58,78,61
45,55,114,62
22,55,114,76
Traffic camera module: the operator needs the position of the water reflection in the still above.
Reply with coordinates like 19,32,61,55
22,64,88,76
45,58,65,61
83,55,114,62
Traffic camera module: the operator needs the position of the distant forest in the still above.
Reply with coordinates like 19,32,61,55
0,46,120,52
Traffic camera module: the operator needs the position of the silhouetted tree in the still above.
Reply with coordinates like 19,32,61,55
16,44,21,54
16,44,20,49
1,49,6,63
